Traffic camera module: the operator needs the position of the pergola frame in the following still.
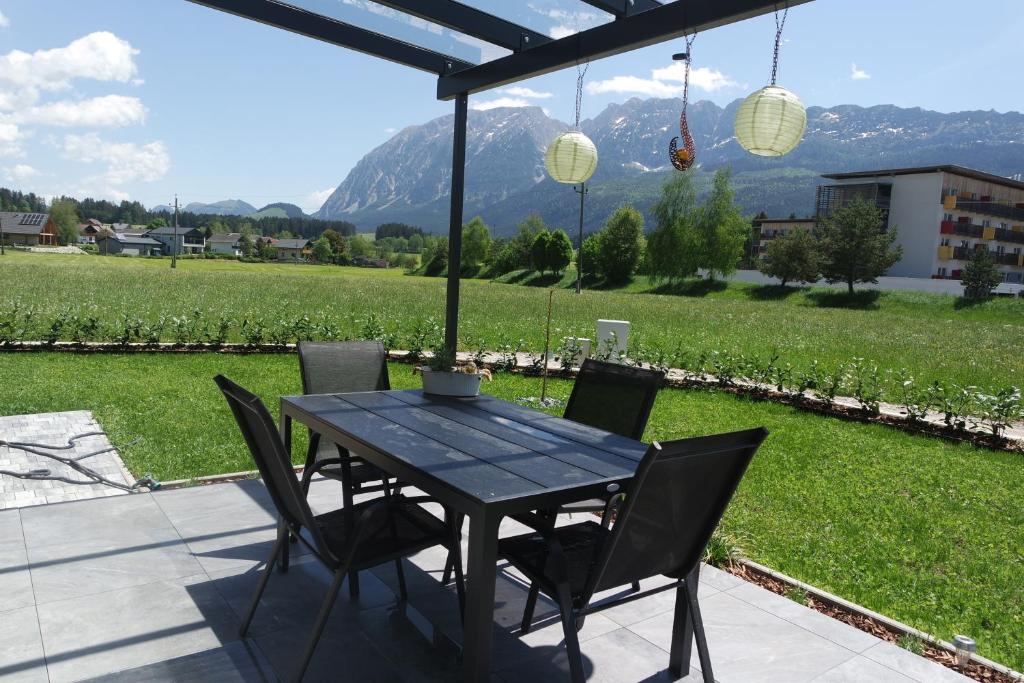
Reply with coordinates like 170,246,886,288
186,0,812,352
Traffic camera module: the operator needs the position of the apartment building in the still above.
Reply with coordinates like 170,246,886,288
817,165,1024,283
753,217,816,258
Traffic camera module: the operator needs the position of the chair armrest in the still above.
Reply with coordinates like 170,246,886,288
300,457,345,493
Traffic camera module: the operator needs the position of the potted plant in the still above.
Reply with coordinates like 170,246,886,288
415,344,492,397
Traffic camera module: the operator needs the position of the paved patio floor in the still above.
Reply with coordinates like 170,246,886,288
0,478,970,683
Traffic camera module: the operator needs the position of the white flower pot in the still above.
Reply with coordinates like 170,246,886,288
420,367,482,397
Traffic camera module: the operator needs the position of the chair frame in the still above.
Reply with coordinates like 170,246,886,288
504,428,768,683
215,374,465,682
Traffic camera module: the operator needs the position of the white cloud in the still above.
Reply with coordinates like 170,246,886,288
0,121,24,156
470,97,533,111
528,5,604,39
11,95,147,127
62,133,169,185
851,63,871,80
3,164,37,182
501,86,553,99
0,32,140,102
304,187,335,213
0,11,10,28
588,64,741,98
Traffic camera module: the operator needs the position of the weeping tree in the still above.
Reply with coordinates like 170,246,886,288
696,168,749,280
646,172,702,283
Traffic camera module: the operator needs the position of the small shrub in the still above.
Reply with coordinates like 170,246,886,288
556,336,583,372
973,387,1022,438
893,370,932,423
703,529,746,568
848,358,883,415
931,381,974,431
898,634,925,655
205,315,233,347
42,309,71,346
240,318,266,346
785,586,808,605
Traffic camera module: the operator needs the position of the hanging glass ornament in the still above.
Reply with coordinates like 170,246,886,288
735,5,806,157
669,33,697,171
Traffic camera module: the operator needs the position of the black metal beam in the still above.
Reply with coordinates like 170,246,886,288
373,0,551,52
437,0,813,99
186,0,472,74
444,93,469,352
578,0,662,19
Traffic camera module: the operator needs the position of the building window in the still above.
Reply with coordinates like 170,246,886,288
937,267,948,277
940,238,951,246
996,245,1006,255
960,240,969,248
943,213,954,222
982,219,991,227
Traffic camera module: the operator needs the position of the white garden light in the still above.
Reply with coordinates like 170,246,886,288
735,85,807,157
735,4,806,158
545,131,597,184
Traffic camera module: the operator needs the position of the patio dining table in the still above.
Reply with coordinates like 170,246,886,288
279,389,648,682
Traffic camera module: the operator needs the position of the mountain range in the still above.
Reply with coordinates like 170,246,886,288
151,200,307,219
312,98,1024,236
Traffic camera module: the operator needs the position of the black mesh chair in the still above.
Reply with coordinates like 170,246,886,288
500,428,768,683
214,375,465,682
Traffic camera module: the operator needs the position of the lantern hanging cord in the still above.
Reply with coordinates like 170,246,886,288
770,4,789,86
680,33,697,114
574,60,589,129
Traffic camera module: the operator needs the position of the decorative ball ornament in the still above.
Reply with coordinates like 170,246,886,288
545,131,598,184
734,85,807,157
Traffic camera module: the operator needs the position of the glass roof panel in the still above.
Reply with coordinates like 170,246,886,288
285,0,513,65
460,0,615,40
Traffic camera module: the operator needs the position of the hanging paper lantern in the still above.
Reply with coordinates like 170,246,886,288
545,131,598,184
734,85,807,157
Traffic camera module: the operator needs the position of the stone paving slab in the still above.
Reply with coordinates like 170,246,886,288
0,411,133,510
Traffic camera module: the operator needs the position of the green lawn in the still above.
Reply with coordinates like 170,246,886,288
2,251,1023,391
1,351,1020,669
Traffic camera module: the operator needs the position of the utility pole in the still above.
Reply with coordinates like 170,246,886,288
573,182,588,294
171,194,178,269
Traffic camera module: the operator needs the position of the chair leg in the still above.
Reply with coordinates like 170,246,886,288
339,457,361,599
684,575,714,683
669,582,694,680
277,521,290,574
441,513,464,587
631,580,641,593
240,531,283,637
294,569,347,683
555,583,585,683
521,582,541,634
395,557,409,601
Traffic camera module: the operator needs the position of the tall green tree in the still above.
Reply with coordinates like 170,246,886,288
50,199,80,245
962,249,1002,300
461,216,492,268
407,234,424,253
239,233,254,258
579,233,602,278
546,229,573,274
348,234,373,258
758,228,822,286
147,217,168,229
697,168,749,279
819,198,902,294
531,230,552,274
310,236,333,264
646,172,702,283
597,204,645,284
321,228,349,264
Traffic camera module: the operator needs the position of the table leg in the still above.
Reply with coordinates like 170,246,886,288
462,507,500,682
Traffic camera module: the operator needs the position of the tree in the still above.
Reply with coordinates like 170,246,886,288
513,214,546,268
203,225,213,240
461,216,491,269
239,233,254,258
546,229,573,274
348,234,373,258
50,199,80,245
321,228,349,264
819,198,902,294
408,234,424,253
758,228,822,286
579,233,602,278
597,204,645,284
697,168,749,279
147,217,168,229
646,172,702,283
310,236,333,264
962,249,1002,300
531,230,551,273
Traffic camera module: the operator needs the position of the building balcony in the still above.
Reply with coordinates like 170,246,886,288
995,252,1024,266
994,227,1024,245
952,199,1024,222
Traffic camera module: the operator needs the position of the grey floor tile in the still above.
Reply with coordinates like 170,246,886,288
727,582,880,653
36,574,241,683
597,574,718,629
0,606,47,683
19,493,173,549
495,627,684,682
0,511,35,614
80,640,277,683
699,564,746,592
629,591,856,683
27,532,204,605
861,641,972,683
810,655,917,682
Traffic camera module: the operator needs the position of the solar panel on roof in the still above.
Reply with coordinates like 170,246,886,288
19,214,44,226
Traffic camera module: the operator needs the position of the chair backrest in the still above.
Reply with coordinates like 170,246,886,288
214,375,327,551
563,359,665,440
298,341,390,396
585,427,768,599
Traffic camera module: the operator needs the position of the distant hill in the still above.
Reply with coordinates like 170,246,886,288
182,199,258,216
312,98,1024,235
250,202,307,220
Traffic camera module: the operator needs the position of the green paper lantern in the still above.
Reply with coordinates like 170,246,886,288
734,85,807,157
545,131,598,184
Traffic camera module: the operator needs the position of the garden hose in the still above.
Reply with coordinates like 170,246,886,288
0,432,158,492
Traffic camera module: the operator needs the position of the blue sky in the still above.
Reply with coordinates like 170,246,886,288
1,0,1021,214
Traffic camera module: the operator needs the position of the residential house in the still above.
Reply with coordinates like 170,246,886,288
0,212,57,246
78,219,108,244
275,238,310,262
208,232,244,257
96,233,163,256
145,225,206,256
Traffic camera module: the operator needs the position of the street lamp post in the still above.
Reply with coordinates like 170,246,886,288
573,183,587,294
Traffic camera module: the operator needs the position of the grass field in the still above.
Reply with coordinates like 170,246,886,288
1,351,1020,670
2,251,1023,391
